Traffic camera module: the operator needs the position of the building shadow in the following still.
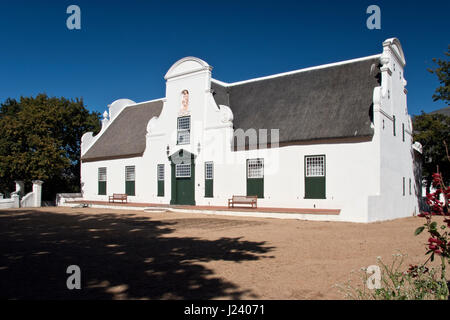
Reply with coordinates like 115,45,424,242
0,209,274,300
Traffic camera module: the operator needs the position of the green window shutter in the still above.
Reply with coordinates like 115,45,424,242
205,162,213,198
305,155,326,199
393,115,396,136
157,164,164,197
402,123,405,141
125,181,135,196
246,159,264,198
98,167,107,195
125,166,135,196
98,181,106,195
403,177,405,196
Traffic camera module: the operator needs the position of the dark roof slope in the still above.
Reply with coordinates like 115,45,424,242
82,100,163,161
430,106,450,117
212,57,381,145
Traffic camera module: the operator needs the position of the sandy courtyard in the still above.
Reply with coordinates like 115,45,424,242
0,207,443,300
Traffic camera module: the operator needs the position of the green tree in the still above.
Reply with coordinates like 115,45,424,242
428,45,450,105
0,94,100,201
413,112,450,190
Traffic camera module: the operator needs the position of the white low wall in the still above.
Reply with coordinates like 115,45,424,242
0,194,20,209
20,192,35,208
56,193,83,206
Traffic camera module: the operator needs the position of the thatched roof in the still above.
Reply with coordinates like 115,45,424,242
83,56,381,161
212,56,381,146
81,100,163,162
430,106,450,117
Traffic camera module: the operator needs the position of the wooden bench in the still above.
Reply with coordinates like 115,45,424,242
228,195,258,209
108,193,128,203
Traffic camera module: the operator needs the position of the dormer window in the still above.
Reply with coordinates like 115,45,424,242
177,116,190,145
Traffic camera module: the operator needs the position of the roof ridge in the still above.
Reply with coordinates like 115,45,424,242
212,54,381,87
128,97,165,107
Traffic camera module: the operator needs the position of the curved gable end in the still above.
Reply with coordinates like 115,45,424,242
82,100,163,162
212,56,381,144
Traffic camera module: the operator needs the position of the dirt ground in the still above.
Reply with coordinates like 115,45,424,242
0,207,445,300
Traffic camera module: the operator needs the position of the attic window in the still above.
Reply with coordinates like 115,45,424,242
177,116,190,145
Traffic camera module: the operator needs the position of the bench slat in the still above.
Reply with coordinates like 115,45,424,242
228,195,257,208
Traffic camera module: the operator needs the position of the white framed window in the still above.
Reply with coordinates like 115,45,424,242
305,156,325,177
157,164,165,181
205,162,213,180
98,167,107,181
247,159,264,179
177,116,190,145
125,166,135,181
176,163,191,178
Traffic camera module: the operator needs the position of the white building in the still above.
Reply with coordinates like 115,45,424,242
79,38,421,222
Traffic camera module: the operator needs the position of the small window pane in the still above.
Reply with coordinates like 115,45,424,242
177,116,190,145
176,164,191,178
247,159,264,179
205,162,213,180
177,116,190,130
157,164,165,181
306,156,325,177
98,167,107,181
177,130,190,145
125,166,135,181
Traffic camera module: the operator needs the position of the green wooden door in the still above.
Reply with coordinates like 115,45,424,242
170,150,195,205
305,155,326,199
246,159,264,198
175,174,195,205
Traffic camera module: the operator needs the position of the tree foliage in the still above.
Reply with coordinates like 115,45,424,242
413,112,450,188
428,45,450,105
0,94,100,200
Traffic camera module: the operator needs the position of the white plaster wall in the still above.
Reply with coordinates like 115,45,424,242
0,195,20,209
368,40,418,222
80,41,418,223
82,60,379,222
81,157,147,202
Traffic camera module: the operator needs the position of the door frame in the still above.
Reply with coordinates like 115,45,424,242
169,149,196,205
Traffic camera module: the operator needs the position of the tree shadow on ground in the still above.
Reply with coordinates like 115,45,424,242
0,209,274,300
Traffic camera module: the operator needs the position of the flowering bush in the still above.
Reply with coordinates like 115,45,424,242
338,171,449,300
415,171,449,299
336,254,449,300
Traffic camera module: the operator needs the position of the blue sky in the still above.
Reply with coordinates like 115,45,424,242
0,0,448,115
